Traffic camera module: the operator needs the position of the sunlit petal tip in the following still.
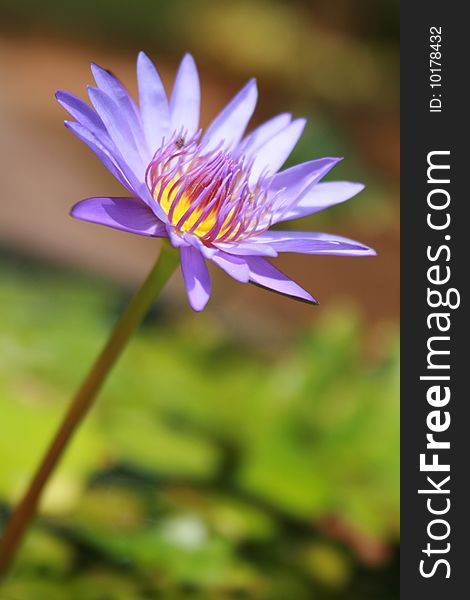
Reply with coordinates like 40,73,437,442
248,77,257,90
90,63,115,88
136,52,160,85
250,281,319,305
246,257,318,305
170,52,200,138
180,246,211,311
136,51,170,153
90,62,101,74
85,84,96,98
137,50,152,64
182,52,197,66
90,62,121,85
363,246,377,256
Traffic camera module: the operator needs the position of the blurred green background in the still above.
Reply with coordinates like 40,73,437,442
0,0,399,598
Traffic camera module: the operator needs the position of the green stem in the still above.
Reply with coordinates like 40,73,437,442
0,242,179,579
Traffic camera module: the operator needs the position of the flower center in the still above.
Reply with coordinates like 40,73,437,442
146,133,272,244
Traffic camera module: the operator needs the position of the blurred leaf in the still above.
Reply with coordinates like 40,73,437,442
0,257,398,598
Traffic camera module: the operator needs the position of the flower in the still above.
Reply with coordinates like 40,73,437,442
56,53,375,311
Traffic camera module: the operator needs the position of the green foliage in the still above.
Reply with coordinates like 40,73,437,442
0,257,398,598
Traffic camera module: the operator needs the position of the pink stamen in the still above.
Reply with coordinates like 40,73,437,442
146,132,274,244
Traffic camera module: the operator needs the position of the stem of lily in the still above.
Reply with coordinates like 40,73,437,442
0,242,179,579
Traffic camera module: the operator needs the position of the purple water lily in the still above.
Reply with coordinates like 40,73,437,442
56,53,375,311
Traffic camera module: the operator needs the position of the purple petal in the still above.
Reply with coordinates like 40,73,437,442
267,158,342,223
245,257,317,304
269,157,342,200
215,241,277,257
64,121,133,193
210,252,250,282
137,51,170,153
55,90,109,141
237,113,292,159
91,63,139,116
249,118,306,185
87,86,145,178
180,246,211,311
274,181,365,222
91,63,149,161
170,54,200,138
251,231,376,256
70,197,167,237
64,120,161,219
202,79,257,152
184,235,218,259
166,226,191,248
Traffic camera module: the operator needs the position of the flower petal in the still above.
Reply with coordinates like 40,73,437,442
64,121,133,193
202,79,257,152
56,90,109,140
245,257,317,304
91,63,138,114
87,86,145,178
180,246,211,311
91,63,149,161
274,181,365,222
251,231,376,256
70,197,167,237
269,157,342,199
249,118,306,185
267,157,342,223
166,226,191,248
65,120,162,221
137,51,170,153
215,241,277,257
170,53,200,138
211,252,250,282
237,113,292,159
